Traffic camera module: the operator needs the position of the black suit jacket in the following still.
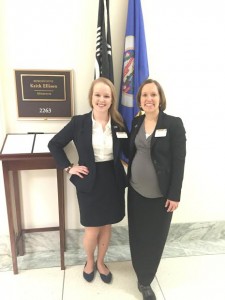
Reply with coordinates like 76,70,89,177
128,110,186,201
48,112,129,192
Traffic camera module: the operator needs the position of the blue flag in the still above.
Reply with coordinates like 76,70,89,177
119,0,149,131
95,0,114,83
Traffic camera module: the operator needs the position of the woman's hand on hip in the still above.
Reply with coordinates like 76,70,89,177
69,165,89,178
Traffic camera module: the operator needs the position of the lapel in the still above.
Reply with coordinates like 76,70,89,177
80,113,122,162
129,115,144,159
131,110,166,150
150,110,165,148
80,112,95,161
130,114,145,151
111,120,120,160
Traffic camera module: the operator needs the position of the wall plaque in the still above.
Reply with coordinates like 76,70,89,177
15,69,74,119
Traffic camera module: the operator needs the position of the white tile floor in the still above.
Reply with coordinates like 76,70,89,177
0,254,224,300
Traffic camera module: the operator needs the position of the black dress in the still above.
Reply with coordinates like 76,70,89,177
77,160,125,227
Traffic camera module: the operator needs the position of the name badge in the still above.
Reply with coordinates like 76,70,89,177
155,129,167,137
116,132,128,138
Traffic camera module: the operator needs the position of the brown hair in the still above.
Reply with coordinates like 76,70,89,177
136,79,167,111
88,77,125,128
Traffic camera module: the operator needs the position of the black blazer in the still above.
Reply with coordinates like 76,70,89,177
48,112,129,192
128,110,186,201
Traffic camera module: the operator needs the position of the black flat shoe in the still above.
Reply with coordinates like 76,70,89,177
96,263,112,284
83,262,95,282
138,282,156,300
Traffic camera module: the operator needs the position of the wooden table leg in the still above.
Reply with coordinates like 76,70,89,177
57,169,65,270
2,163,18,274
12,171,25,256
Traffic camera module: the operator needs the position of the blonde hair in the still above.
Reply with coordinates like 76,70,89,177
88,77,125,128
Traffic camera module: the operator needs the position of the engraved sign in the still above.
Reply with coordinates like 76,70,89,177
15,70,74,119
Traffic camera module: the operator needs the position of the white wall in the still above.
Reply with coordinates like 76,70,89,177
0,0,9,234
142,0,225,223
0,0,224,234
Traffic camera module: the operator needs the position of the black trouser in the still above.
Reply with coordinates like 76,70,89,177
128,185,173,286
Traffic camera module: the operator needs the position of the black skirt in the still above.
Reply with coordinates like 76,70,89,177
76,160,125,227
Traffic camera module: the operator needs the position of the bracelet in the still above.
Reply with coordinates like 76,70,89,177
65,163,73,173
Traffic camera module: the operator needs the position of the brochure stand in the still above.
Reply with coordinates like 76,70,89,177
0,133,65,274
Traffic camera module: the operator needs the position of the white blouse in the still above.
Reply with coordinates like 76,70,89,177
92,115,113,162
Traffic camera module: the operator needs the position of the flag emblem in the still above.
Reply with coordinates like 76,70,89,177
122,36,135,107
119,0,149,132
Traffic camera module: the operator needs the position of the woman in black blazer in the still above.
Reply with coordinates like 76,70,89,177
48,77,128,284
127,79,186,300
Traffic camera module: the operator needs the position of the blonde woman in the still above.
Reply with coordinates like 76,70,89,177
48,77,128,284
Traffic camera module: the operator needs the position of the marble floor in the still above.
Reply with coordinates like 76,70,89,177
0,222,225,299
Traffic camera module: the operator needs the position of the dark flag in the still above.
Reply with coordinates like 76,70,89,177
95,0,114,83
119,0,149,131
